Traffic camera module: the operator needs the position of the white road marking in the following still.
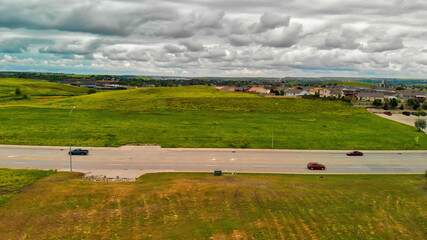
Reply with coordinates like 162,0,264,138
205,164,218,167
210,158,217,161
8,155,17,158
230,158,236,161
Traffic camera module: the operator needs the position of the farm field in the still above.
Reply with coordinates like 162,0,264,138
0,171,425,239
0,81,425,149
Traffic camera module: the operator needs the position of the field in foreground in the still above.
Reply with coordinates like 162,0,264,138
0,171,426,239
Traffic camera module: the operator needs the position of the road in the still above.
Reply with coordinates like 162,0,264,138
0,145,426,177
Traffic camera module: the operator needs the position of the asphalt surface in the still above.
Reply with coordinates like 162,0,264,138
0,146,426,176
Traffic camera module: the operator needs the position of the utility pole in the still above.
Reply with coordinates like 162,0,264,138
68,106,75,172
272,103,278,148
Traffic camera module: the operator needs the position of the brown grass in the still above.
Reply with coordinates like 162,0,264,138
0,172,426,239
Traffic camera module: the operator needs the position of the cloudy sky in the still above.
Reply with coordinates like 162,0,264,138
1,0,427,78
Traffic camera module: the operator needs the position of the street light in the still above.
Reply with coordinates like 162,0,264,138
68,106,75,172
272,102,278,148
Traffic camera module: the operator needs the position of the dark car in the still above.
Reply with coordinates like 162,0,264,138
307,162,325,170
384,111,392,116
69,149,89,155
411,112,416,115
402,111,410,116
347,151,363,156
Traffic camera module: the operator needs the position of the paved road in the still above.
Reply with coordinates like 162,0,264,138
0,146,426,177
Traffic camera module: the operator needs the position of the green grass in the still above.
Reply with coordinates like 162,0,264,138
325,81,376,87
0,172,425,239
0,85,425,149
0,78,88,105
0,168,55,206
0,107,425,149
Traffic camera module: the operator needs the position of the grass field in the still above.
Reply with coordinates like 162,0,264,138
0,78,88,105
0,171,425,239
0,168,55,206
0,82,425,149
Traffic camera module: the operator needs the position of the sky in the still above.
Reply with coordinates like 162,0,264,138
0,0,427,78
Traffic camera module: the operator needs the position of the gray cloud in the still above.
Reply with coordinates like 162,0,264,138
0,0,426,77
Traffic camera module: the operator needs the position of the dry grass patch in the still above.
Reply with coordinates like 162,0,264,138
0,172,426,239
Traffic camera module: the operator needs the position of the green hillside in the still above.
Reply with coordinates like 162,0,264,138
47,85,362,113
0,83,424,149
0,78,88,105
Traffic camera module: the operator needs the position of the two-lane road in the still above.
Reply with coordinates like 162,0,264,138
0,146,426,175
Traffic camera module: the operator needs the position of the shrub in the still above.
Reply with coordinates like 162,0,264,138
87,88,97,94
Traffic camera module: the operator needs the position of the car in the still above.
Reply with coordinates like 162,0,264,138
384,111,392,116
411,112,416,115
402,111,410,116
347,151,363,156
69,149,89,155
307,162,326,170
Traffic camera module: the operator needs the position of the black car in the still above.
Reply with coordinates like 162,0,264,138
68,149,89,155
402,111,410,116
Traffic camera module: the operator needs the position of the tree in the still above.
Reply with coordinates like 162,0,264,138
399,104,404,110
87,88,97,94
407,98,415,106
415,119,426,131
383,102,389,110
390,98,398,109
280,90,285,96
373,99,382,106
15,87,21,96
413,101,420,110
423,102,427,110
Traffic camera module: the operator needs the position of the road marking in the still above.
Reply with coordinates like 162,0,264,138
254,165,267,167
205,164,218,167
210,158,217,161
108,163,124,166
230,158,236,161
158,164,173,166
8,155,17,158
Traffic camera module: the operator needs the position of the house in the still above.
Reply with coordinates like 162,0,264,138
342,89,358,99
309,87,331,97
285,88,310,96
397,90,426,102
357,92,385,101
215,85,237,92
247,86,270,94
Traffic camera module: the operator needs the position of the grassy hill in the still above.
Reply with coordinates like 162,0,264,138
0,171,425,239
47,85,362,113
0,82,424,149
0,78,88,105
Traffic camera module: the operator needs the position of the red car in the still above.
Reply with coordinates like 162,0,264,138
307,162,325,170
347,151,363,156
384,111,392,116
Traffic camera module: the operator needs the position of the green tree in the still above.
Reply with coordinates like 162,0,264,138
87,88,97,94
399,104,404,110
390,98,398,109
413,101,420,110
383,102,389,110
15,88,21,96
415,119,426,131
280,90,285,96
407,98,415,106
373,99,382,106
